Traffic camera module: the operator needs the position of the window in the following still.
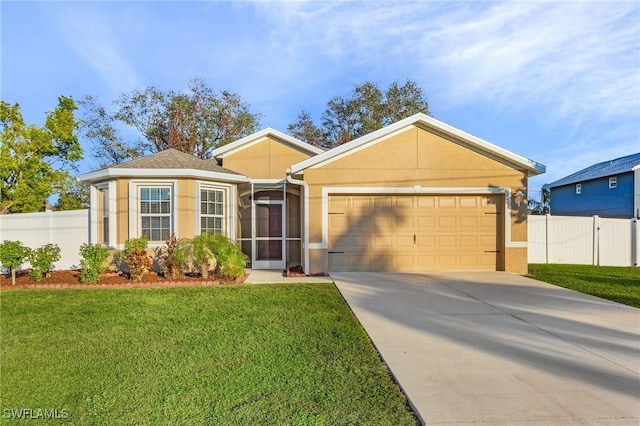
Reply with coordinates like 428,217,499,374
609,176,617,189
100,188,109,246
140,187,171,241
575,183,581,194
200,188,224,234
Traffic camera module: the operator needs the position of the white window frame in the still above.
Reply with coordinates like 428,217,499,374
129,180,177,245
575,183,582,194
90,181,117,248
196,182,235,238
609,176,617,189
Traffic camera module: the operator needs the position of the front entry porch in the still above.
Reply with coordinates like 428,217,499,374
238,181,302,271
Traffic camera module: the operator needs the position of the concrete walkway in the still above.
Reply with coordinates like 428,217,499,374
244,269,334,284
332,271,640,426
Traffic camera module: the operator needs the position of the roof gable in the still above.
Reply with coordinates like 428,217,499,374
546,152,640,189
211,128,324,159
289,113,545,177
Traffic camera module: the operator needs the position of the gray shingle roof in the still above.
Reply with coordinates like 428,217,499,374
545,152,640,189
112,148,240,175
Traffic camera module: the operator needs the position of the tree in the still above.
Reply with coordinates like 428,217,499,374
0,97,82,214
55,177,90,210
0,240,31,285
80,78,261,166
528,188,550,215
288,80,431,148
286,111,325,147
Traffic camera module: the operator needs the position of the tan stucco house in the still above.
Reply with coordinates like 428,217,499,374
79,113,545,274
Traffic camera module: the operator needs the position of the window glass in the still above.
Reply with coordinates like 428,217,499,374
201,188,225,234
140,186,171,241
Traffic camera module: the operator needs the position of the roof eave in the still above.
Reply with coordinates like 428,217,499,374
78,168,249,184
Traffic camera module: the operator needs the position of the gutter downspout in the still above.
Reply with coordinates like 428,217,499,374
287,172,310,276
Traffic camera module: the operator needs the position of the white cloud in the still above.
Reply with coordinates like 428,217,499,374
251,1,639,125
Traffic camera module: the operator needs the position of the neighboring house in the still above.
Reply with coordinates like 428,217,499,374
79,113,545,274
544,153,640,219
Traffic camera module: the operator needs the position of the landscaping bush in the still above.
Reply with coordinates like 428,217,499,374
191,233,217,279
123,237,152,281
27,243,61,281
218,247,249,280
0,240,31,286
79,243,110,284
200,233,248,280
159,233,186,279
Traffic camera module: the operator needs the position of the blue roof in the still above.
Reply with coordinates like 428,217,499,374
545,152,640,189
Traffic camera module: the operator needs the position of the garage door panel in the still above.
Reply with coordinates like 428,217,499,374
417,198,435,208
460,235,478,247
328,194,500,272
438,235,457,247
395,255,415,267
373,235,393,248
329,215,348,229
438,217,456,228
394,215,414,228
351,235,370,248
459,216,478,227
438,197,456,208
395,235,414,247
352,216,373,229
416,235,436,247
416,216,435,228
460,197,478,208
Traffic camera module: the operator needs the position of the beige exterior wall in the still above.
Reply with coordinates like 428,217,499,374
116,179,129,245
222,137,313,179
178,178,197,239
303,126,530,273
110,177,234,246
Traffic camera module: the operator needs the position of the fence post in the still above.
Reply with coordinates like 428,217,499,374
632,218,639,267
592,215,600,266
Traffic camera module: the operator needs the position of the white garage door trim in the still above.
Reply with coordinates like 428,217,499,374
309,186,525,250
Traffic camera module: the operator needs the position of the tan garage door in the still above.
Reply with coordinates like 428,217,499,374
328,195,501,271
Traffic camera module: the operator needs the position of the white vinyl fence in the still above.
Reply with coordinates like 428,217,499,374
528,215,639,267
2,210,637,271
0,209,89,270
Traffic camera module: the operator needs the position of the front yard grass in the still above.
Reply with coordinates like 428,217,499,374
0,284,417,425
528,263,640,308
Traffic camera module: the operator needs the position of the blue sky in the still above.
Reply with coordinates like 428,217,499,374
2,1,639,201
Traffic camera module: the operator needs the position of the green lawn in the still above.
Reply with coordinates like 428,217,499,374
528,264,640,308
0,284,417,425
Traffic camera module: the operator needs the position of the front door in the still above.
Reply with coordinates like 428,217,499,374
253,200,285,269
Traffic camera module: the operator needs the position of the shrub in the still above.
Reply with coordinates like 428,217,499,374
218,247,249,280
159,233,185,280
198,233,248,280
79,243,110,284
192,233,216,279
27,243,61,281
123,237,152,281
0,240,31,286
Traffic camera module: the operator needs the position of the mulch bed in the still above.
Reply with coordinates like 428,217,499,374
0,270,246,290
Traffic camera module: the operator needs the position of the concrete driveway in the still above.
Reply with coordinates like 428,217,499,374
332,271,640,426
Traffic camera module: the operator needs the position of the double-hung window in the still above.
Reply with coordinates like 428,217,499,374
200,188,225,234
140,187,172,241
